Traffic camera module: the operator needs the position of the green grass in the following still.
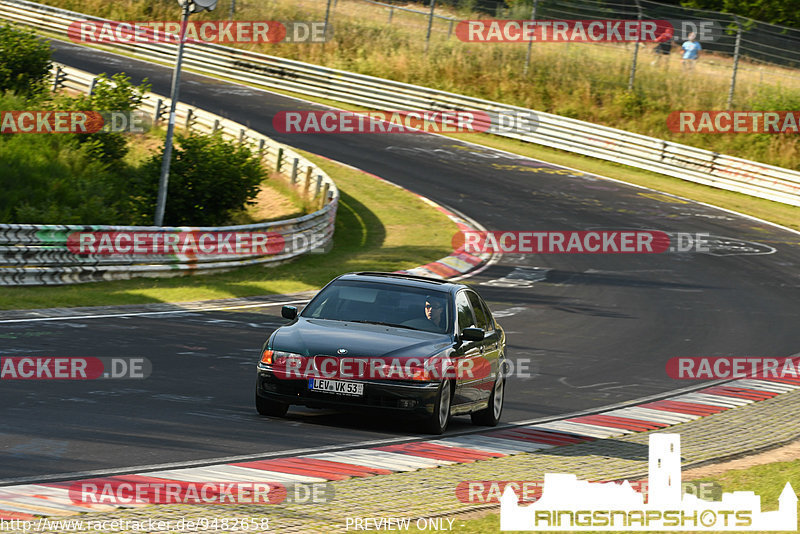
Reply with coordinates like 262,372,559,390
363,457,800,533
0,151,457,309
0,92,133,224
258,171,317,220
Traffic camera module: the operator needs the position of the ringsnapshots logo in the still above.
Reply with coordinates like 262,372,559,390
500,434,798,531
0,111,152,134
667,111,800,134
0,357,151,380
273,110,537,135
67,20,331,44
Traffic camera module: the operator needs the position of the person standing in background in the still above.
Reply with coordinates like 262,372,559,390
651,26,674,67
681,31,701,71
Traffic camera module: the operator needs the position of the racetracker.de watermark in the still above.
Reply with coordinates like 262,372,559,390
262,354,536,381
452,231,712,254
67,20,331,44
666,356,800,379
68,231,288,256
272,110,537,134
456,20,672,42
457,480,721,504
667,111,800,134
1,517,271,533
66,231,330,256
0,357,151,380
0,111,152,134
69,481,332,505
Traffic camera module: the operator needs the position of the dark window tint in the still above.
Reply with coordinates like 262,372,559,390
479,299,495,332
301,280,451,333
467,292,489,330
456,291,476,333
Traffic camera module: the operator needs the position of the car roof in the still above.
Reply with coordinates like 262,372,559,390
336,272,467,294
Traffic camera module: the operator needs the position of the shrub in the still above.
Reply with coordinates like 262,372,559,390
56,73,151,166
133,132,266,226
0,24,51,95
0,130,129,224
0,89,139,225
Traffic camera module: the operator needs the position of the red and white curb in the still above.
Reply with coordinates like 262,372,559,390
319,157,492,280
1,376,797,519
396,197,487,280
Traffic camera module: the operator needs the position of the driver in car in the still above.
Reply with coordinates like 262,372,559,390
424,297,445,330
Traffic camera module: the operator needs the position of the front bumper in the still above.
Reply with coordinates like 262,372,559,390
256,366,440,417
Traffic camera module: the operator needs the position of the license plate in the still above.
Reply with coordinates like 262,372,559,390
308,378,364,397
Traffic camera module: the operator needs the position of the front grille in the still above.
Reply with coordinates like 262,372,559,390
260,374,433,411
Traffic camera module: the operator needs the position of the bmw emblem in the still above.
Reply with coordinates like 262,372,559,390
337,348,348,355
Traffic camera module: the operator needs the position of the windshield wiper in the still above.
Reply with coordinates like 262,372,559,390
348,320,418,330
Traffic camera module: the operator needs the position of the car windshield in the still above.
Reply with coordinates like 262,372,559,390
301,280,451,334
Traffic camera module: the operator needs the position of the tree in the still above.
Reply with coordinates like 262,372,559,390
88,72,149,112
681,0,800,29
133,132,265,226
58,73,152,166
0,24,51,95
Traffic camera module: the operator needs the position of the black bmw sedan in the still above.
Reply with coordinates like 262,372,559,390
255,272,506,434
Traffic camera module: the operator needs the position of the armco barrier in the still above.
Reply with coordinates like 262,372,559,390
0,64,338,286
1,0,799,207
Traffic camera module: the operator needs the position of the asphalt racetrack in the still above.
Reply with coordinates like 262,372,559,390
1,39,799,482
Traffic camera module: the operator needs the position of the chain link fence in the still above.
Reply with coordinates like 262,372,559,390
324,0,800,105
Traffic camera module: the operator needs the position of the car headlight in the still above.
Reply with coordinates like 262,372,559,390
259,349,304,367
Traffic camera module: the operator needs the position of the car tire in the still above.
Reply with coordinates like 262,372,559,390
255,393,289,417
471,376,504,426
422,379,452,435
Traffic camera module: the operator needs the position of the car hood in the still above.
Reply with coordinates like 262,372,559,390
270,318,452,359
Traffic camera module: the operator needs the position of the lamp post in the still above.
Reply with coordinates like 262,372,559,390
154,0,218,227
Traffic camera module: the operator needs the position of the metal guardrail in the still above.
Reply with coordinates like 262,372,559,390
0,63,338,286
2,1,799,205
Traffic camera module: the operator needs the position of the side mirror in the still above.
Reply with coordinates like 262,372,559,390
281,306,297,320
461,327,485,342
